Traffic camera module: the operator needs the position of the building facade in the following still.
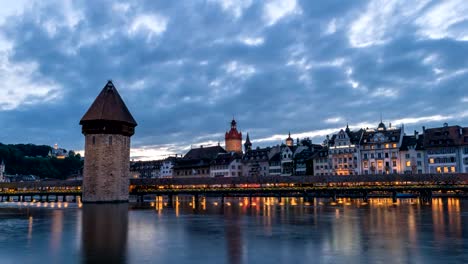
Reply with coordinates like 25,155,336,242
399,132,425,174
173,145,226,177
423,124,468,173
210,152,243,177
328,125,363,175
242,147,270,177
359,122,403,175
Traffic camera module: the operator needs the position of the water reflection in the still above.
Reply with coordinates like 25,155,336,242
81,204,128,264
0,197,466,263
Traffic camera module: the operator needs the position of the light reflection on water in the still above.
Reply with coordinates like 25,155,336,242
0,197,466,264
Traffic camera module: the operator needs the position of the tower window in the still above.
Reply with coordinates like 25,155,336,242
109,136,113,145
92,136,95,145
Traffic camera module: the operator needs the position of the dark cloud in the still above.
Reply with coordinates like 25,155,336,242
0,0,467,159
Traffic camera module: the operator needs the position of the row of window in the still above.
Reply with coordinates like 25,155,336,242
362,143,398,149
363,152,398,159
427,148,456,155
428,157,456,164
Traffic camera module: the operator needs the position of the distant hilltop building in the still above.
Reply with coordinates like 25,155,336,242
48,143,68,159
80,80,137,203
225,118,242,153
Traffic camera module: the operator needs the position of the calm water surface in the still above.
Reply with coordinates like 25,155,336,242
0,197,466,264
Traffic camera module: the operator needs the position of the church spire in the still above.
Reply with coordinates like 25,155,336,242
244,133,252,152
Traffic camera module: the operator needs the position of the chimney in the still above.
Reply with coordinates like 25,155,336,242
460,127,463,136
200,145,203,148
389,123,392,128
422,126,426,133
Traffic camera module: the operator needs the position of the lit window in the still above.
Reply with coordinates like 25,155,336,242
451,166,456,172
429,158,434,164
443,167,449,173
377,160,383,168
385,144,389,148
392,143,397,148
406,161,411,167
436,167,441,173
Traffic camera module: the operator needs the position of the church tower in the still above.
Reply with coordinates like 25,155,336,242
244,133,252,153
80,81,137,203
285,132,294,147
225,118,242,153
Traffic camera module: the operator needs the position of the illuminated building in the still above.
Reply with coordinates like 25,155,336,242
399,132,425,174
285,132,294,147
359,121,403,174
242,146,270,177
48,144,68,159
225,118,243,153
423,123,468,173
210,152,243,177
312,147,332,176
173,145,226,177
328,124,364,175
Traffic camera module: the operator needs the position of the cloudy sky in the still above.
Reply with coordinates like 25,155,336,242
0,0,467,160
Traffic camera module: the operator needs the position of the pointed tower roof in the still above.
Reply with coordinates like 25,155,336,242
245,133,251,143
80,80,137,126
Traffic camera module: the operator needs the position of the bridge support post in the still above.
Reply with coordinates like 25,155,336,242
0,196,3,202
194,194,199,209
168,194,173,206
55,196,59,202
249,194,253,207
392,191,397,204
331,191,337,202
19,196,23,202
362,191,368,203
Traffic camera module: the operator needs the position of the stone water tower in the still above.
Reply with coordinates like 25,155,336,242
80,80,137,203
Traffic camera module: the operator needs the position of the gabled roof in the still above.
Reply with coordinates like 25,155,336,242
400,135,424,151
184,146,226,160
80,81,137,126
212,152,242,165
423,125,466,147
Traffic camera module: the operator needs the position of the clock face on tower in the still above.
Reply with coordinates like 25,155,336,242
373,132,386,142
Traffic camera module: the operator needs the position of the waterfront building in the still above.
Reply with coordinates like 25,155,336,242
312,147,332,176
399,132,426,174
173,145,226,177
423,124,468,173
160,156,179,178
130,160,162,179
293,146,314,176
280,145,295,176
359,122,403,174
328,125,363,175
461,127,468,173
242,147,270,177
210,152,243,177
268,146,282,176
225,119,243,153
80,80,137,203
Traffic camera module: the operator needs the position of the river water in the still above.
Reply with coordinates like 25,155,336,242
0,197,466,264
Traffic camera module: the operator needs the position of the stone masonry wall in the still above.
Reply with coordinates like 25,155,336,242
83,134,131,202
